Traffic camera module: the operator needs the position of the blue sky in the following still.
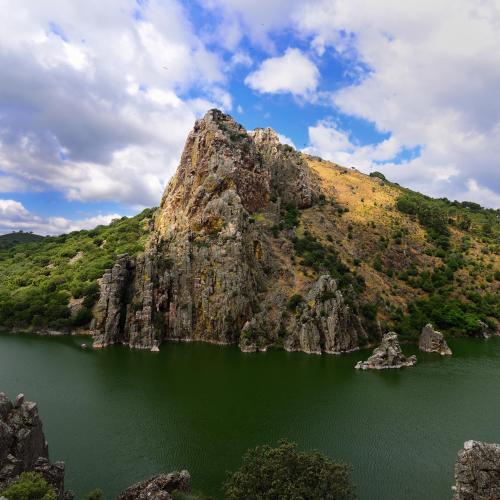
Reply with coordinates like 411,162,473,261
0,0,499,234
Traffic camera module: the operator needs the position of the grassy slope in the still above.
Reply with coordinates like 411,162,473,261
305,158,499,337
0,209,155,331
252,156,499,340
0,232,45,249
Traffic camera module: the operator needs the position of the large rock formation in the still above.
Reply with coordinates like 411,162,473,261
355,332,417,370
117,470,191,500
452,440,500,499
90,109,366,354
284,275,366,354
418,323,452,355
0,393,70,499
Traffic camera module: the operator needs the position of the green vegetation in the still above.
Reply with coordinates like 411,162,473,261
0,209,155,331
396,191,499,250
224,440,355,500
281,203,300,229
84,489,103,500
0,472,56,500
0,232,45,249
287,293,304,311
369,171,386,181
293,231,365,293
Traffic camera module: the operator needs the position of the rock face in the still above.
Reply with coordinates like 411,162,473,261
418,323,452,355
284,275,367,354
355,332,417,370
0,393,70,499
117,470,191,500
453,440,500,499
90,109,366,354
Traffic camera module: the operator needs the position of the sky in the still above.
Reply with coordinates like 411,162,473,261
0,0,499,234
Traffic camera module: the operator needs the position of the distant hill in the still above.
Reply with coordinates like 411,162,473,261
0,232,45,249
0,110,498,351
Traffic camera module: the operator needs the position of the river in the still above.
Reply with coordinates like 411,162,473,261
1,333,499,499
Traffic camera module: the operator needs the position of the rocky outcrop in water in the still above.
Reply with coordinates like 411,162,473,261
418,323,452,356
90,109,366,355
452,440,500,499
0,393,71,499
117,470,191,500
355,332,417,370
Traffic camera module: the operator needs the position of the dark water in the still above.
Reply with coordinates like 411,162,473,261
1,333,500,499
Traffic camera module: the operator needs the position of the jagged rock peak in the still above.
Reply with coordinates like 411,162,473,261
355,332,417,370
0,392,71,499
419,323,452,356
452,440,500,499
250,127,281,146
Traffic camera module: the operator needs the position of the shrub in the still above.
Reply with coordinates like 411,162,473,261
0,472,57,500
287,294,304,311
224,440,355,500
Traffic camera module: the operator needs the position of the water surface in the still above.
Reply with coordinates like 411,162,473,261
1,333,499,499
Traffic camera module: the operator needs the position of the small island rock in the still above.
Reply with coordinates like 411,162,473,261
355,332,417,370
418,323,452,356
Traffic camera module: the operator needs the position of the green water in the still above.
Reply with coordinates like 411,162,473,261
1,334,500,499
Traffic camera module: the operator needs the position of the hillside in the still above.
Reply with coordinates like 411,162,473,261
0,110,498,350
0,231,45,249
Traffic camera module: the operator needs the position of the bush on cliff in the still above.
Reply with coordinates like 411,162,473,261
0,472,57,500
223,440,355,500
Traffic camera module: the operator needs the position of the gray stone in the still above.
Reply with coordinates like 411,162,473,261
117,470,191,500
0,393,72,499
355,332,417,370
452,440,500,499
419,323,452,355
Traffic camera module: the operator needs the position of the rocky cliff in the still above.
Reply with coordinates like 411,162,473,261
90,109,367,354
452,440,500,499
0,393,70,499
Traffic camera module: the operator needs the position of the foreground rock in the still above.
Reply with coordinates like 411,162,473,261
453,440,500,499
117,470,191,500
355,332,417,370
418,323,452,356
0,393,71,499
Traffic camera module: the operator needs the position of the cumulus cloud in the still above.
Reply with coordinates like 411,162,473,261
245,48,319,97
294,0,500,206
0,0,228,208
0,199,121,235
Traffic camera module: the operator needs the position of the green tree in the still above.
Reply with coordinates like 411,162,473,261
224,440,355,500
0,472,57,500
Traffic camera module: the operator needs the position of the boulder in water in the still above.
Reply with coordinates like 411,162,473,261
418,324,452,356
355,332,417,370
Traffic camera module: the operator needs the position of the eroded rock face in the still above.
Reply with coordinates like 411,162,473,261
355,332,417,370
419,323,452,356
284,275,367,355
453,440,500,500
0,393,70,499
90,110,364,355
117,470,191,500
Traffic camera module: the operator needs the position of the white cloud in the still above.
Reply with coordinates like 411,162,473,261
0,199,121,235
294,0,500,206
0,0,228,207
245,48,319,97
277,133,296,149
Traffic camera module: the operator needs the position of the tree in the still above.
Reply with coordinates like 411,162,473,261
223,440,356,500
0,472,57,500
